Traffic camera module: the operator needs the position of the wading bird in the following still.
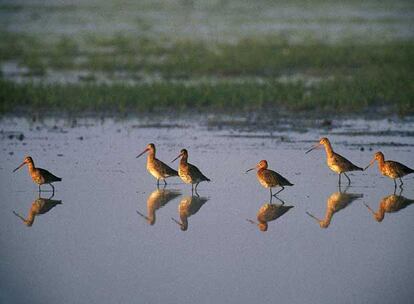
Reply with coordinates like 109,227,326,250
364,151,414,188
306,137,363,185
306,186,363,228
172,149,210,192
246,160,293,198
247,199,294,232
13,156,62,193
363,190,414,222
136,143,178,186
171,195,209,231
13,195,62,227
136,188,181,225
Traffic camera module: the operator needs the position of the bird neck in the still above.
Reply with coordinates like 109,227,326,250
323,142,334,158
180,155,188,165
375,202,386,222
27,161,36,175
147,150,156,161
25,212,35,226
147,205,156,225
376,157,385,170
180,216,188,231
257,168,266,175
321,208,334,228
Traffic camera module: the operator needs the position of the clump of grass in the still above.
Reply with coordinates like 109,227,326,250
2,32,413,78
1,70,413,115
0,32,413,116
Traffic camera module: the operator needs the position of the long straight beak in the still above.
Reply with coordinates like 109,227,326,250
306,211,321,223
171,217,183,228
136,210,150,221
305,144,321,154
363,203,376,215
364,158,375,171
171,153,182,163
136,148,149,158
13,162,25,172
12,211,26,222
245,168,255,173
246,218,258,225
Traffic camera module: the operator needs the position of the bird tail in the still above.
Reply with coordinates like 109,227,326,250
354,165,364,171
203,176,211,182
56,177,62,182
166,167,179,176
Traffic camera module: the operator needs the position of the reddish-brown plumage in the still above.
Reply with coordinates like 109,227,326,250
306,137,363,185
365,151,414,188
137,143,178,186
246,160,293,197
13,156,61,192
172,149,210,192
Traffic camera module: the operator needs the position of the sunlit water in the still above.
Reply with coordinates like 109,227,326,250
1,116,413,304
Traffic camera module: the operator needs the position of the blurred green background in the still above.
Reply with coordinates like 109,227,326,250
1,0,413,114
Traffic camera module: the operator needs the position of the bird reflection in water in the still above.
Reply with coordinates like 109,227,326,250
306,186,363,228
13,193,62,227
136,188,181,225
247,197,294,232
171,195,209,231
363,189,414,222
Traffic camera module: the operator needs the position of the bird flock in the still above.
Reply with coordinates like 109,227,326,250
13,137,413,196
11,137,414,230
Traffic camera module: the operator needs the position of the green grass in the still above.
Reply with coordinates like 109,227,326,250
0,32,413,115
1,69,413,115
2,32,413,77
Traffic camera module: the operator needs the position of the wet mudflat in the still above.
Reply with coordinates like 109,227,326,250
1,115,413,304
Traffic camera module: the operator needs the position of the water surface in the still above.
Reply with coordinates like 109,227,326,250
1,116,413,303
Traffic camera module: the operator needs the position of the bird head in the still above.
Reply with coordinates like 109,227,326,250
136,143,155,158
13,156,33,172
171,149,188,163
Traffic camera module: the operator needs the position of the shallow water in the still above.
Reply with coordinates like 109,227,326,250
1,116,413,304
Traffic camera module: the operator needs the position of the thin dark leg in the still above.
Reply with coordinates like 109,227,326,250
269,188,273,199
274,186,285,196
195,182,200,191
399,178,404,188
344,173,351,185
338,173,342,186
163,179,167,186
393,179,397,189
273,196,285,205
157,179,160,187
38,185,41,192
50,183,55,195
194,187,200,197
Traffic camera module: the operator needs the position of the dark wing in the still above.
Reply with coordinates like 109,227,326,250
159,191,181,207
336,192,363,210
38,168,62,182
260,204,294,222
388,160,414,176
265,170,293,186
188,196,209,215
37,198,62,214
272,205,294,220
332,153,363,171
188,163,210,182
154,159,178,177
